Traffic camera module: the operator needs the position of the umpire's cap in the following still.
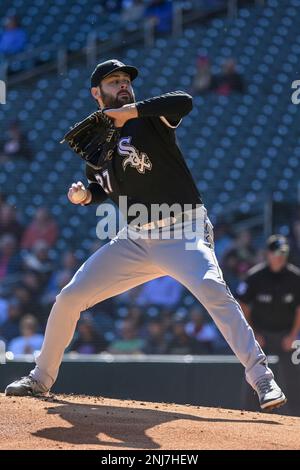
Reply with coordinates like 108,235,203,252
266,234,290,255
90,59,138,87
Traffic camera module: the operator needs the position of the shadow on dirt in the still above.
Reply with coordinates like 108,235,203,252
32,397,282,449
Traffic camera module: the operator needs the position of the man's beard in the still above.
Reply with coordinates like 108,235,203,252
100,87,135,108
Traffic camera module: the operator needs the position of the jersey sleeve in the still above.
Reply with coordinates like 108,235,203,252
84,164,108,205
136,91,193,128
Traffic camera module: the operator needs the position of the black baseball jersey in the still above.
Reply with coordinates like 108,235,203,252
85,91,202,223
236,262,300,332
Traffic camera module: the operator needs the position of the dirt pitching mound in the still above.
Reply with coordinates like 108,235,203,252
0,394,299,450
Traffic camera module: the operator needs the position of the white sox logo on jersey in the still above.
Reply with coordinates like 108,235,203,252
118,137,152,174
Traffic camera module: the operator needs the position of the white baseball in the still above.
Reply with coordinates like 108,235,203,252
71,188,87,203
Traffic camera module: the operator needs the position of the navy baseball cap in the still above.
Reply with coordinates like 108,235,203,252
266,234,289,255
90,59,138,87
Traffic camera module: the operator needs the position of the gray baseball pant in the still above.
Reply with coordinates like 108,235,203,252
30,207,273,390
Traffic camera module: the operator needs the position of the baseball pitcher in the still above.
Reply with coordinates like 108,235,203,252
6,59,286,411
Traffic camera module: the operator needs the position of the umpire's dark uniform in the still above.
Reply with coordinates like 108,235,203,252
237,235,300,416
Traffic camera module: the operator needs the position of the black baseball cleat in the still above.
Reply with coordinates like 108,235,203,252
255,377,287,411
5,376,48,397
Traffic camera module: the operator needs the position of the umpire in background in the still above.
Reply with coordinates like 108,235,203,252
237,235,300,415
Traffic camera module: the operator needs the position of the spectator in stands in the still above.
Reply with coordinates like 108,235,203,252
191,56,212,95
21,271,43,303
143,319,169,354
90,304,115,339
211,58,245,95
41,251,79,306
167,318,198,354
221,250,240,294
8,314,44,356
160,307,174,335
0,16,27,57
136,276,183,308
70,313,107,354
0,234,22,282
185,305,218,354
0,121,32,163
21,208,58,250
145,0,173,35
126,305,145,332
12,285,39,317
224,230,255,280
214,222,234,264
108,319,144,354
22,241,53,287
0,299,22,343
0,203,23,242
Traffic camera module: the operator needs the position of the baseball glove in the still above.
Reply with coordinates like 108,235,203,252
60,110,120,170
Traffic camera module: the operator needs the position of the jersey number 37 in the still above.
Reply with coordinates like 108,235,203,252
95,170,113,194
